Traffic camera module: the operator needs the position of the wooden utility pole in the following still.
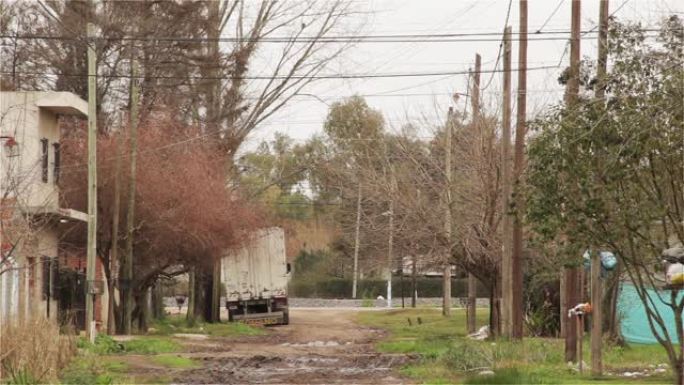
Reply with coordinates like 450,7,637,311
107,123,123,335
596,0,610,100
511,0,528,340
467,53,482,334
501,26,514,338
564,0,582,362
443,107,454,317
85,21,98,342
591,0,609,376
565,267,581,361
352,183,362,298
123,55,140,334
591,252,603,375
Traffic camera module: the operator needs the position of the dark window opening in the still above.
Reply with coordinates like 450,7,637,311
53,142,60,184
40,138,48,182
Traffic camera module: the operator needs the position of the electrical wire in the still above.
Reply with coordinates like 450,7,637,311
0,65,561,81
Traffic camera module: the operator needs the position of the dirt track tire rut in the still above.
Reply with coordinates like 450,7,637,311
171,309,416,384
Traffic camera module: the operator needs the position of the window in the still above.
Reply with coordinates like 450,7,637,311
52,143,60,184
40,138,48,182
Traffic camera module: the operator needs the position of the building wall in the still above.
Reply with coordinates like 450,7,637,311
1,91,62,210
0,91,87,327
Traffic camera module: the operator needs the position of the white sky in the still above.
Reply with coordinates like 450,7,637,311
243,0,683,149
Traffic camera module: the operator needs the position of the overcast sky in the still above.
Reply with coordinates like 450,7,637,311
243,0,682,150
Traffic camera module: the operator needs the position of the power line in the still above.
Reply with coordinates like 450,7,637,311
0,30,667,44
481,0,513,92
0,65,564,81
536,0,566,34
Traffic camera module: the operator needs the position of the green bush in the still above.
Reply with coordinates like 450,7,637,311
77,335,124,355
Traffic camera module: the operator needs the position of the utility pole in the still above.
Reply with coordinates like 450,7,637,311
467,53,482,334
564,0,582,363
501,25,513,339
352,182,362,298
85,21,98,343
591,0,609,376
511,0,528,340
123,54,140,334
443,107,453,317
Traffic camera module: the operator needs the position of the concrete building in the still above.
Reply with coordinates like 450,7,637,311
0,91,90,326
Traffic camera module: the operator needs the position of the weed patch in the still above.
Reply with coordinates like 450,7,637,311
149,316,264,337
1,318,76,384
121,337,180,354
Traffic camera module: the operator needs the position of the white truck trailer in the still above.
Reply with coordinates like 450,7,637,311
220,227,290,325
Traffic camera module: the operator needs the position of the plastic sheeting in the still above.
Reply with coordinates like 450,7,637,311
618,282,684,344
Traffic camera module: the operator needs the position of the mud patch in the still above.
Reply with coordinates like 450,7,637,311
174,353,417,384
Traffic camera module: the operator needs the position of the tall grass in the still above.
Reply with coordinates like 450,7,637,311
0,318,76,383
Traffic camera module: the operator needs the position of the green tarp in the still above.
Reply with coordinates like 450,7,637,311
618,282,683,344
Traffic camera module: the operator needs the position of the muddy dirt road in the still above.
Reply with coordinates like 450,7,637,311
169,308,416,384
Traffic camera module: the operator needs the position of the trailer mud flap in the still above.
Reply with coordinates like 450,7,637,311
233,311,284,326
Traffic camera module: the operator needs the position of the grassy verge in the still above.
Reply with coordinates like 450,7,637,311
59,316,263,384
151,355,200,369
357,308,672,385
149,315,265,337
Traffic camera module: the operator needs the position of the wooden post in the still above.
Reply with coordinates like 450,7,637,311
560,271,567,338
511,0,528,340
123,53,140,335
85,21,98,342
565,267,580,362
578,313,584,373
564,0,582,361
591,1,609,375
501,25,513,339
352,183,362,298
443,107,453,317
591,251,603,375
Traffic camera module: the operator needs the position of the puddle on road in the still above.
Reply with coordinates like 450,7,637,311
173,353,417,384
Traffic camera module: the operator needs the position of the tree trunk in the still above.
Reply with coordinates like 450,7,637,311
108,131,123,335
123,56,140,335
489,290,500,338
152,284,163,319
467,273,477,333
210,258,221,322
674,362,683,385
187,267,196,323
411,254,417,308
489,275,502,337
